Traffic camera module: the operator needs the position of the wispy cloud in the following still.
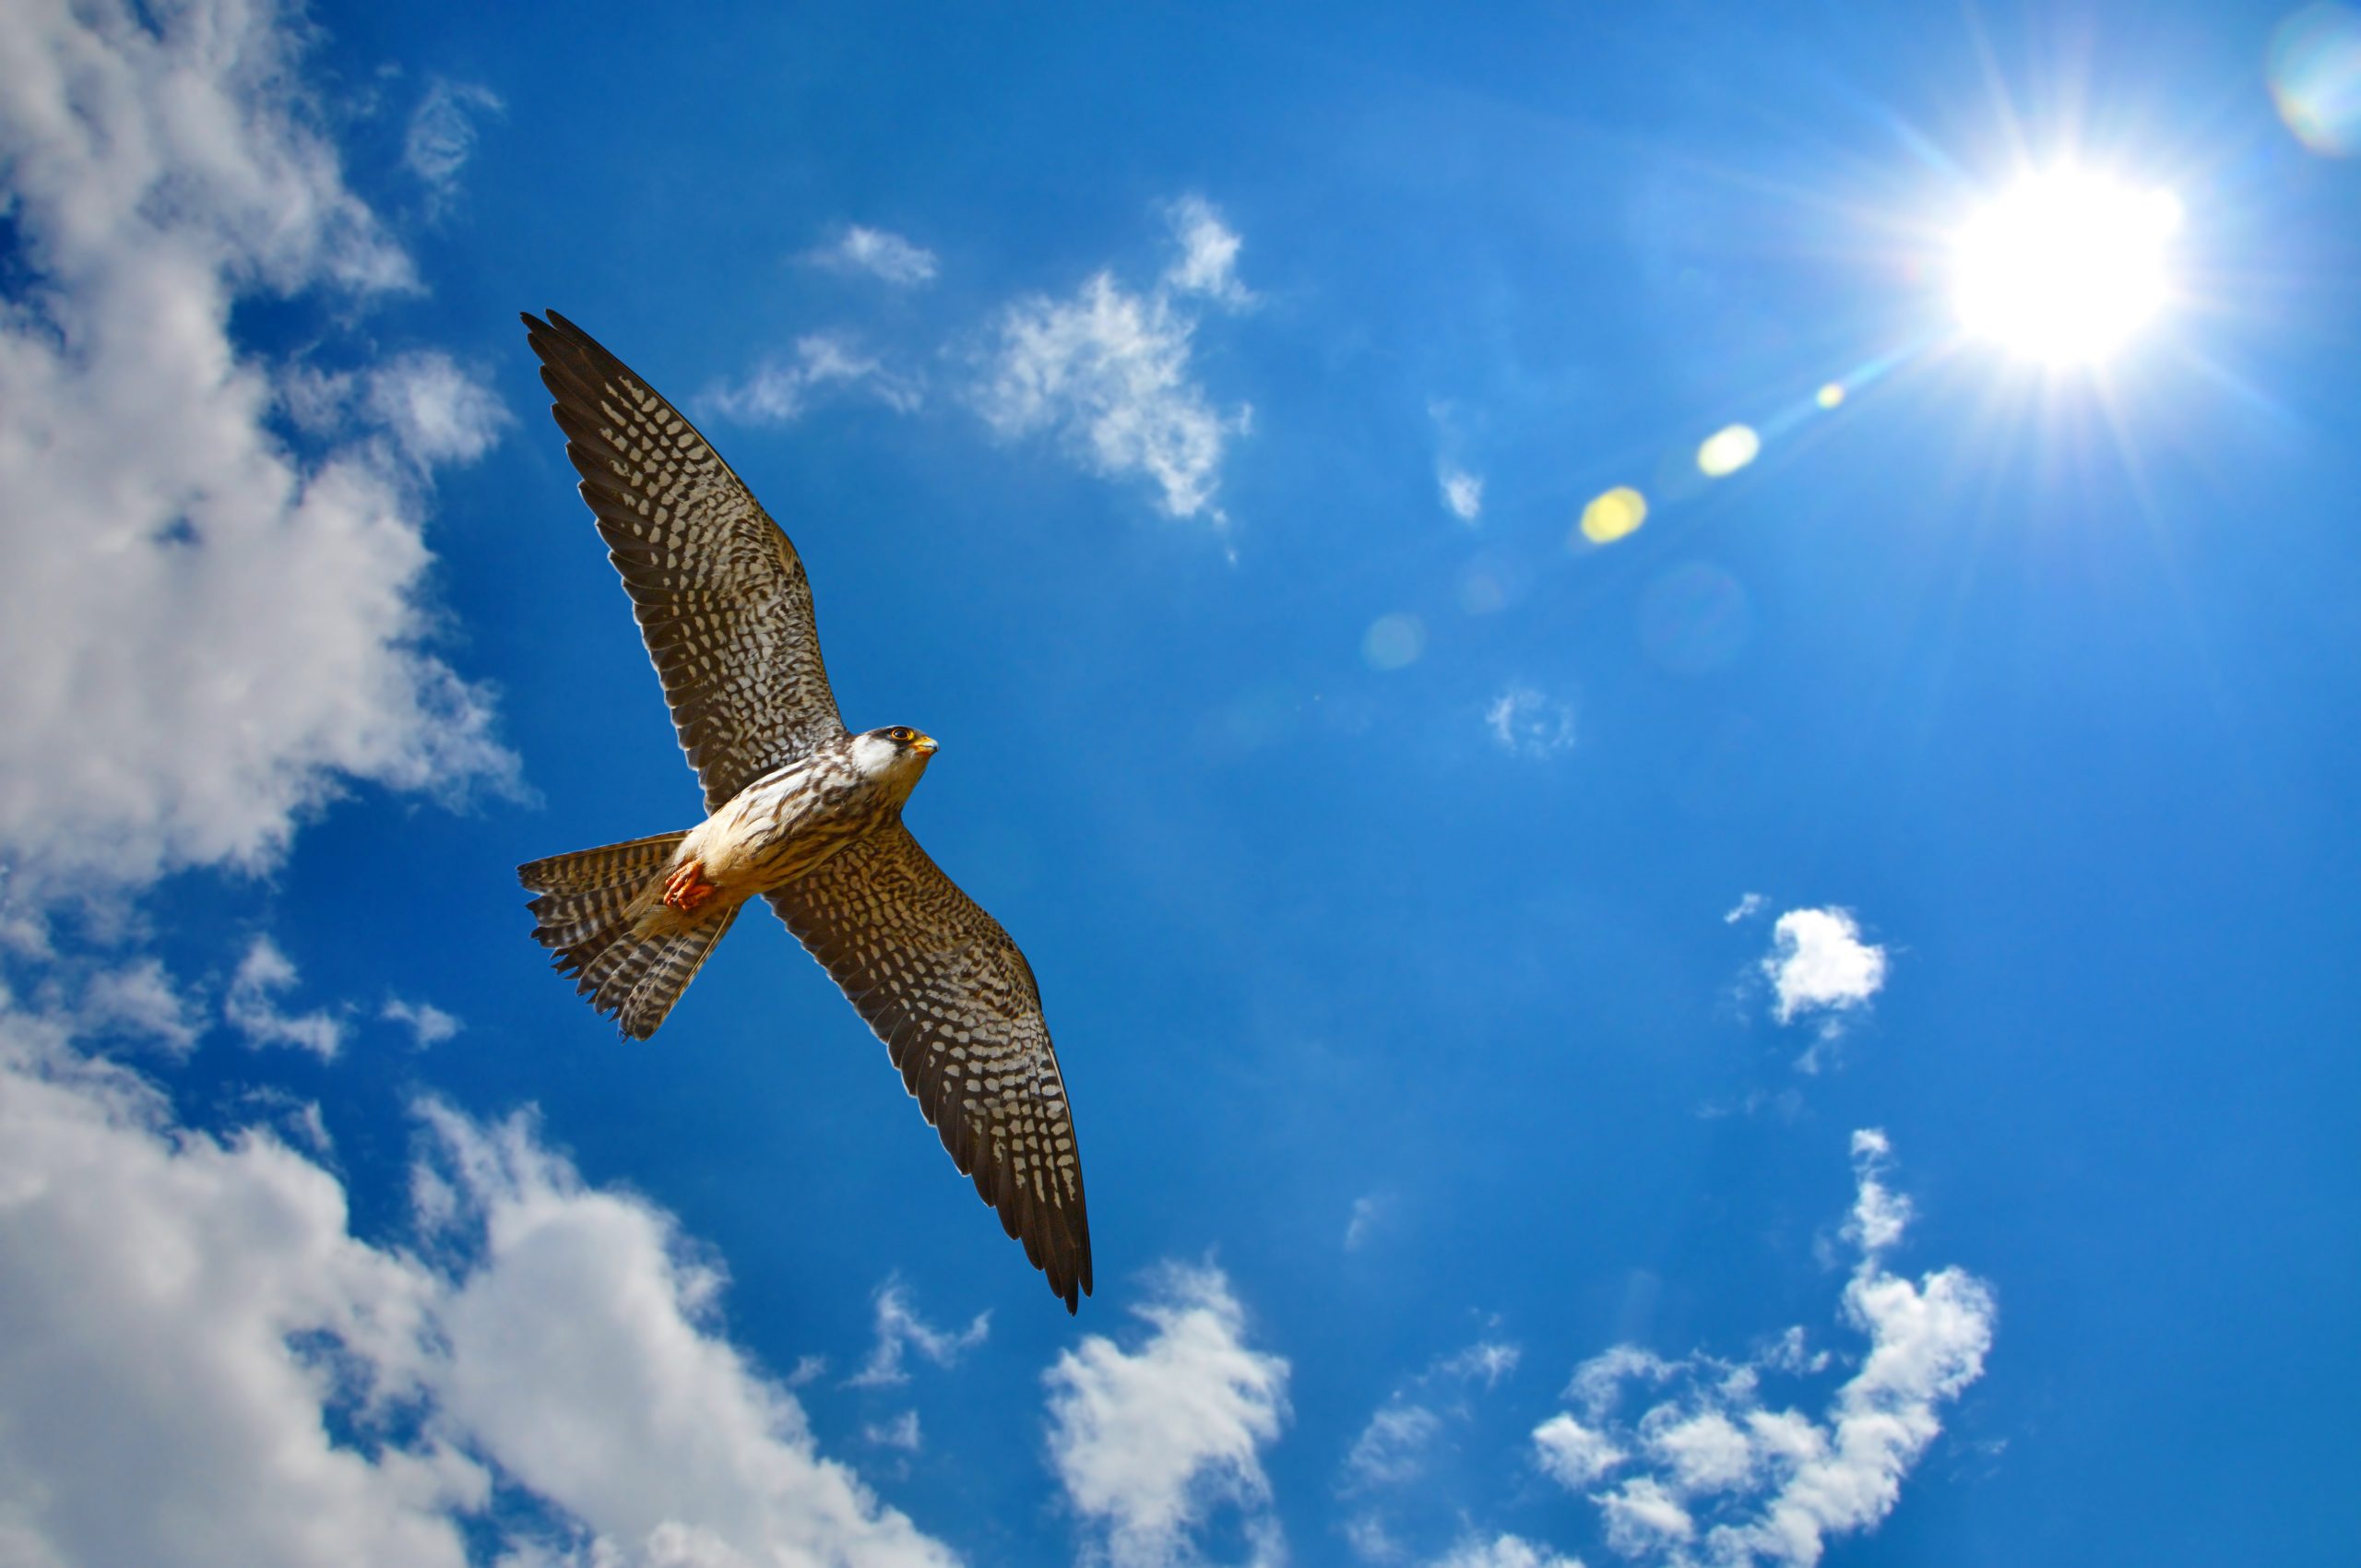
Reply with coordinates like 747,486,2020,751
1440,466,1486,522
811,223,941,286
223,936,344,1059
1486,685,1578,757
845,1277,991,1387
704,332,924,423
381,995,461,1047
1433,1533,1588,1568
1428,399,1485,524
976,196,1254,522
1530,1131,1996,1566
1724,893,1765,924
1438,1339,1523,1390
1343,1336,1527,1554
1044,1262,1291,1567
1347,1401,1446,1491
1346,1192,1392,1251
865,1410,924,1452
364,351,512,469
1162,195,1254,306
402,78,503,207
77,958,201,1054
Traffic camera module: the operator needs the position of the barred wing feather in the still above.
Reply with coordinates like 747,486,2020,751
767,824,1093,1312
522,309,845,812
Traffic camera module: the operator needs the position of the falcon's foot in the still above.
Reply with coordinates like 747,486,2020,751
661,859,717,913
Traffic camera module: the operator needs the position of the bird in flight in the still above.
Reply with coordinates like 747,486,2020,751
515,310,1091,1312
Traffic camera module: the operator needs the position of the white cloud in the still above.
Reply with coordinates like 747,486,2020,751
1161,196,1252,305
365,351,512,469
77,956,201,1052
1346,1336,1526,1556
1345,1192,1390,1251
0,1000,479,1566
1485,686,1577,757
811,224,940,286
1597,1476,1695,1555
1643,1409,1754,1494
1531,1133,1996,1566
844,1277,991,1388
223,934,345,1059
1437,1339,1522,1390
704,332,924,424
1044,1262,1290,1567
1346,1402,1444,1490
1432,1534,1586,1568
865,1411,923,1453
1534,1414,1625,1488
1440,466,1485,523
1723,894,1765,925
382,995,461,1048
0,0,515,897
976,199,1253,521
1760,909,1887,1028
1426,400,1483,525
421,1102,964,1567
402,78,503,203
2,927,955,1560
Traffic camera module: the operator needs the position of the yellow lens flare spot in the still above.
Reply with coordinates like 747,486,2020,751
1362,612,1427,671
1816,382,1845,410
1696,424,1762,478
1577,486,1649,545
1952,167,2182,365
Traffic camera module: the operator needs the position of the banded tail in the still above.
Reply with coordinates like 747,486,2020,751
519,831,740,1039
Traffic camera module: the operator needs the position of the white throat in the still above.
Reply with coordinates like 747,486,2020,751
850,732,930,802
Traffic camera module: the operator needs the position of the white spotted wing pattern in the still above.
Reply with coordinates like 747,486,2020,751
768,825,1091,1310
525,310,845,813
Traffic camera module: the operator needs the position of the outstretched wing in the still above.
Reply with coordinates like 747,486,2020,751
767,824,1093,1312
523,310,845,812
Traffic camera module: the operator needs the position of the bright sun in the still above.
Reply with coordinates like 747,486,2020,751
1952,167,2184,366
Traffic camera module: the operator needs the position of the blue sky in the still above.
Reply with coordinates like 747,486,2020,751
1,0,2356,1564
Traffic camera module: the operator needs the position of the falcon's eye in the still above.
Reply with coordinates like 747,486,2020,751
887,727,913,743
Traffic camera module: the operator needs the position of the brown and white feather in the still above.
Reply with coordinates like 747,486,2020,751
766,824,1093,1311
520,311,1094,1313
523,310,846,812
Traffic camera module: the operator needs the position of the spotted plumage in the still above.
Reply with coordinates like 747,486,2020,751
516,310,1092,1313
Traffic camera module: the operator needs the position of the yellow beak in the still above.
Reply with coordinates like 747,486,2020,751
911,733,939,756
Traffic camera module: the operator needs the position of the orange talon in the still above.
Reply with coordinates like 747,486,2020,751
661,859,715,913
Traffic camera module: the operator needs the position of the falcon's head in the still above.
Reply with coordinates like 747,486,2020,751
851,725,939,801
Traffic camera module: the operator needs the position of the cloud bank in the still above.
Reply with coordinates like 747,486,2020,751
0,0,514,898
0,998,958,1568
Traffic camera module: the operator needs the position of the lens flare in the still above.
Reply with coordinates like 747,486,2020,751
1815,382,1845,410
1362,612,1426,670
2270,4,2361,154
1577,486,1648,545
1952,168,2181,364
1638,563,1752,674
1696,424,1761,478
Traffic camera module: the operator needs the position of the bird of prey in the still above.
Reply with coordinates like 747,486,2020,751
515,310,1091,1312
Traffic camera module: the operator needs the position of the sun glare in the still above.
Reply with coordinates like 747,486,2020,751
1952,168,2182,366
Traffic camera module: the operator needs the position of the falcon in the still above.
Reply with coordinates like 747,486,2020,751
514,310,1091,1312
